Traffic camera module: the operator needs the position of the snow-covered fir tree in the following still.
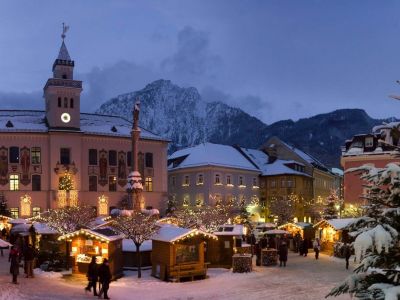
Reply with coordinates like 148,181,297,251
323,189,340,220
327,163,400,299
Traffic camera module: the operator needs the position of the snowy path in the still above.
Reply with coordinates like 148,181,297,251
0,249,351,300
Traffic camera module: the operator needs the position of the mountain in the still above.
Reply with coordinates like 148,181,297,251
96,79,392,168
96,79,268,152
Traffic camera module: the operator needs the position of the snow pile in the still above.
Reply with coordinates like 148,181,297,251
354,225,396,262
34,268,63,279
369,283,400,300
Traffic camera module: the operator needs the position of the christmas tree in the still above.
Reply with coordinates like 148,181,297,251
327,163,400,299
58,173,74,191
323,189,340,220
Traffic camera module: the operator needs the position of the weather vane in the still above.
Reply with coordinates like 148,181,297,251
61,22,70,41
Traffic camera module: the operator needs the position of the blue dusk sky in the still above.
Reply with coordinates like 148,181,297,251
1,0,400,123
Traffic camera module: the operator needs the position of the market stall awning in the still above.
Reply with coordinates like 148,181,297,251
313,218,357,231
278,222,313,230
58,228,123,242
0,238,12,247
152,225,217,243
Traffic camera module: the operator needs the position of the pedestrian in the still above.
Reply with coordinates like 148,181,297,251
298,238,304,256
313,238,321,260
23,244,36,278
303,238,309,257
1,227,6,239
9,245,20,284
278,240,288,267
343,242,352,270
98,258,111,299
85,256,98,296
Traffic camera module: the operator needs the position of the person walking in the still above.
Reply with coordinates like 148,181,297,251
278,240,288,267
313,238,321,260
298,238,304,256
85,256,98,296
302,238,309,257
343,242,352,270
98,258,111,299
23,244,36,278
9,245,20,284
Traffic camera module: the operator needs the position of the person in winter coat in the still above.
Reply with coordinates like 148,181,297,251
298,238,304,256
278,240,288,267
98,258,112,299
23,244,36,278
9,245,20,284
313,238,321,260
85,256,98,296
343,242,352,270
302,238,309,256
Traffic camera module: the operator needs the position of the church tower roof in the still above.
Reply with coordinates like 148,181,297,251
57,40,71,61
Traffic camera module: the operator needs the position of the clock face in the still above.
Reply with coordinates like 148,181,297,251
61,113,71,123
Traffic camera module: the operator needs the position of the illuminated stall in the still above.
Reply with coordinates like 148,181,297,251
58,228,123,279
151,226,217,282
0,215,12,234
313,218,356,253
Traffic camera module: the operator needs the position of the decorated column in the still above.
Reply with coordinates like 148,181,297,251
127,100,144,211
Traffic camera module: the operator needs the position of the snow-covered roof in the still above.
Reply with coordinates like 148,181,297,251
314,218,357,230
33,222,58,235
122,239,152,252
58,228,123,242
152,226,217,243
9,218,29,224
331,168,344,176
278,222,313,230
168,143,260,172
240,148,310,177
0,110,168,142
214,224,244,236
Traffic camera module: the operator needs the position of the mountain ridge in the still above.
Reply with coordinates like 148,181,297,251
96,79,394,168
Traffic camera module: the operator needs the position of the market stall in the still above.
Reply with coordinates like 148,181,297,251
313,218,356,254
207,224,245,268
123,239,152,268
278,222,314,251
58,228,123,279
0,215,12,236
151,225,217,282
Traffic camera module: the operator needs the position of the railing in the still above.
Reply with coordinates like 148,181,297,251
44,78,82,89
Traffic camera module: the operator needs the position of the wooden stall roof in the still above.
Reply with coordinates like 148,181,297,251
0,215,13,220
313,218,357,231
278,222,313,230
58,228,123,242
214,224,244,236
33,222,58,235
152,226,217,243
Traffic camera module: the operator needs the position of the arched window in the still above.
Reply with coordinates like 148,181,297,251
98,195,108,216
20,194,32,217
70,98,74,109
64,97,68,108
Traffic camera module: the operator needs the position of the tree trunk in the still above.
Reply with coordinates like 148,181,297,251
135,243,142,278
65,240,70,270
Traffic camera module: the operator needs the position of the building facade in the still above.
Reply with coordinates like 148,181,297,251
341,129,398,206
0,36,169,218
168,143,261,217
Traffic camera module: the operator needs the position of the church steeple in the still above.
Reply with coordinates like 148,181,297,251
44,24,82,130
52,23,74,79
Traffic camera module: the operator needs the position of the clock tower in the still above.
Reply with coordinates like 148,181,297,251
44,25,82,130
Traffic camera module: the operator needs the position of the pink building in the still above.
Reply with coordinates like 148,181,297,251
0,36,169,218
341,130,399,205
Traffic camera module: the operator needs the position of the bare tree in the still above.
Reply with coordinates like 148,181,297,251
269,196,296,225
40,205,96,269
112,212,159,278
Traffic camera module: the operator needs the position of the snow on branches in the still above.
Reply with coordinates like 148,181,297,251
328,163,400,299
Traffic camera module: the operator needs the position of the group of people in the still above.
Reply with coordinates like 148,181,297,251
8,243,37,284
85,257,112,299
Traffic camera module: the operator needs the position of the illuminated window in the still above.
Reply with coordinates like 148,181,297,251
197,174,204,185
98,195,108,216
183,194,190,206
31,147,41,164
10,208,19,219
183,175,190,186
195,193,204,206
109,176,117,192
10,174,19,191
215,194,222,206
32,207,41,217
145,177,153,192
215,174,221,185
20,194,31,217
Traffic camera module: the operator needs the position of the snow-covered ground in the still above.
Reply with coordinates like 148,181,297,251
0,249,351,300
